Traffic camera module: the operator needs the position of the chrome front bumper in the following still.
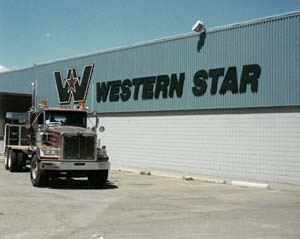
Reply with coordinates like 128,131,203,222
39,160,110,170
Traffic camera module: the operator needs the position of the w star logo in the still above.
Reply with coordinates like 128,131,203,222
53,64,94,104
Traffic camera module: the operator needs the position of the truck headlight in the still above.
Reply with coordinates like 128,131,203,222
43,148,59,155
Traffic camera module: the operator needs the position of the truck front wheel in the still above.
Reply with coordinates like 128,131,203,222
88,170,108,188
8,149,18,172
30,155,48,187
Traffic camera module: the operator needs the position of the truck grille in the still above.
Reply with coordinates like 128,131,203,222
63,135,95,160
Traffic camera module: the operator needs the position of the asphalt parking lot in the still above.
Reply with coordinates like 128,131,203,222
0,161,300,239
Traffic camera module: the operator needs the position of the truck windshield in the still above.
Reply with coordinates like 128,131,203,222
45,111,87,127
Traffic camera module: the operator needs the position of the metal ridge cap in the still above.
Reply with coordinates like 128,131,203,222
207,10,300,33
0,65,35,76
0,32,197,74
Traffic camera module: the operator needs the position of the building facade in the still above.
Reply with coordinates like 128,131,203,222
0,12,299,183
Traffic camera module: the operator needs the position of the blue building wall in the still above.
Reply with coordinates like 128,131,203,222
0,11,299,113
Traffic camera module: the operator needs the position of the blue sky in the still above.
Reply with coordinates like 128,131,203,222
0,0,299,71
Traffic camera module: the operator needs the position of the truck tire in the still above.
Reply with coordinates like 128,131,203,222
30,155,48,187
8,149,18,172
88,170,108,188
4,150,9,170
17,152,26,171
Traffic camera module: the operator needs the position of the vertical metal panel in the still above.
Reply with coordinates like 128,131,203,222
99,110,300,184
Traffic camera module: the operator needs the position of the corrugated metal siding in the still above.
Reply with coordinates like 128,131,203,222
0,12,299,112
99,110,300,183
0,67,34,94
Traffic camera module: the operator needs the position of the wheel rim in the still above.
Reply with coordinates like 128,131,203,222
31,161,38,180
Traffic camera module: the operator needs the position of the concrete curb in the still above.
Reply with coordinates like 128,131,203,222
231,180,270,189
113,167,272,188
112,167,226,184
194,176,226,184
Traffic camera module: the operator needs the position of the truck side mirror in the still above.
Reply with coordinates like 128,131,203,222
99,126,105,133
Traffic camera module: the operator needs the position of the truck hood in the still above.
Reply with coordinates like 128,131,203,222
47,126,96,136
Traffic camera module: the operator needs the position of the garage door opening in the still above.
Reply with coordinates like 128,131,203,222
0,92,31,153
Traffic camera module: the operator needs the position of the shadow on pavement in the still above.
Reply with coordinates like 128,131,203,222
47,178,119,190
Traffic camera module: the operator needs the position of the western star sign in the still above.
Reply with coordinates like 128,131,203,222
54,64,261,104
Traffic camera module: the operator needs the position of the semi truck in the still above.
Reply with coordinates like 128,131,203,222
3,99,110,188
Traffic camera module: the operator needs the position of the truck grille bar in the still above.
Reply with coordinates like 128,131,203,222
63,135,95,160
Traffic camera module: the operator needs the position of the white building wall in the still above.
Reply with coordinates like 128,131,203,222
98,110,300,184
